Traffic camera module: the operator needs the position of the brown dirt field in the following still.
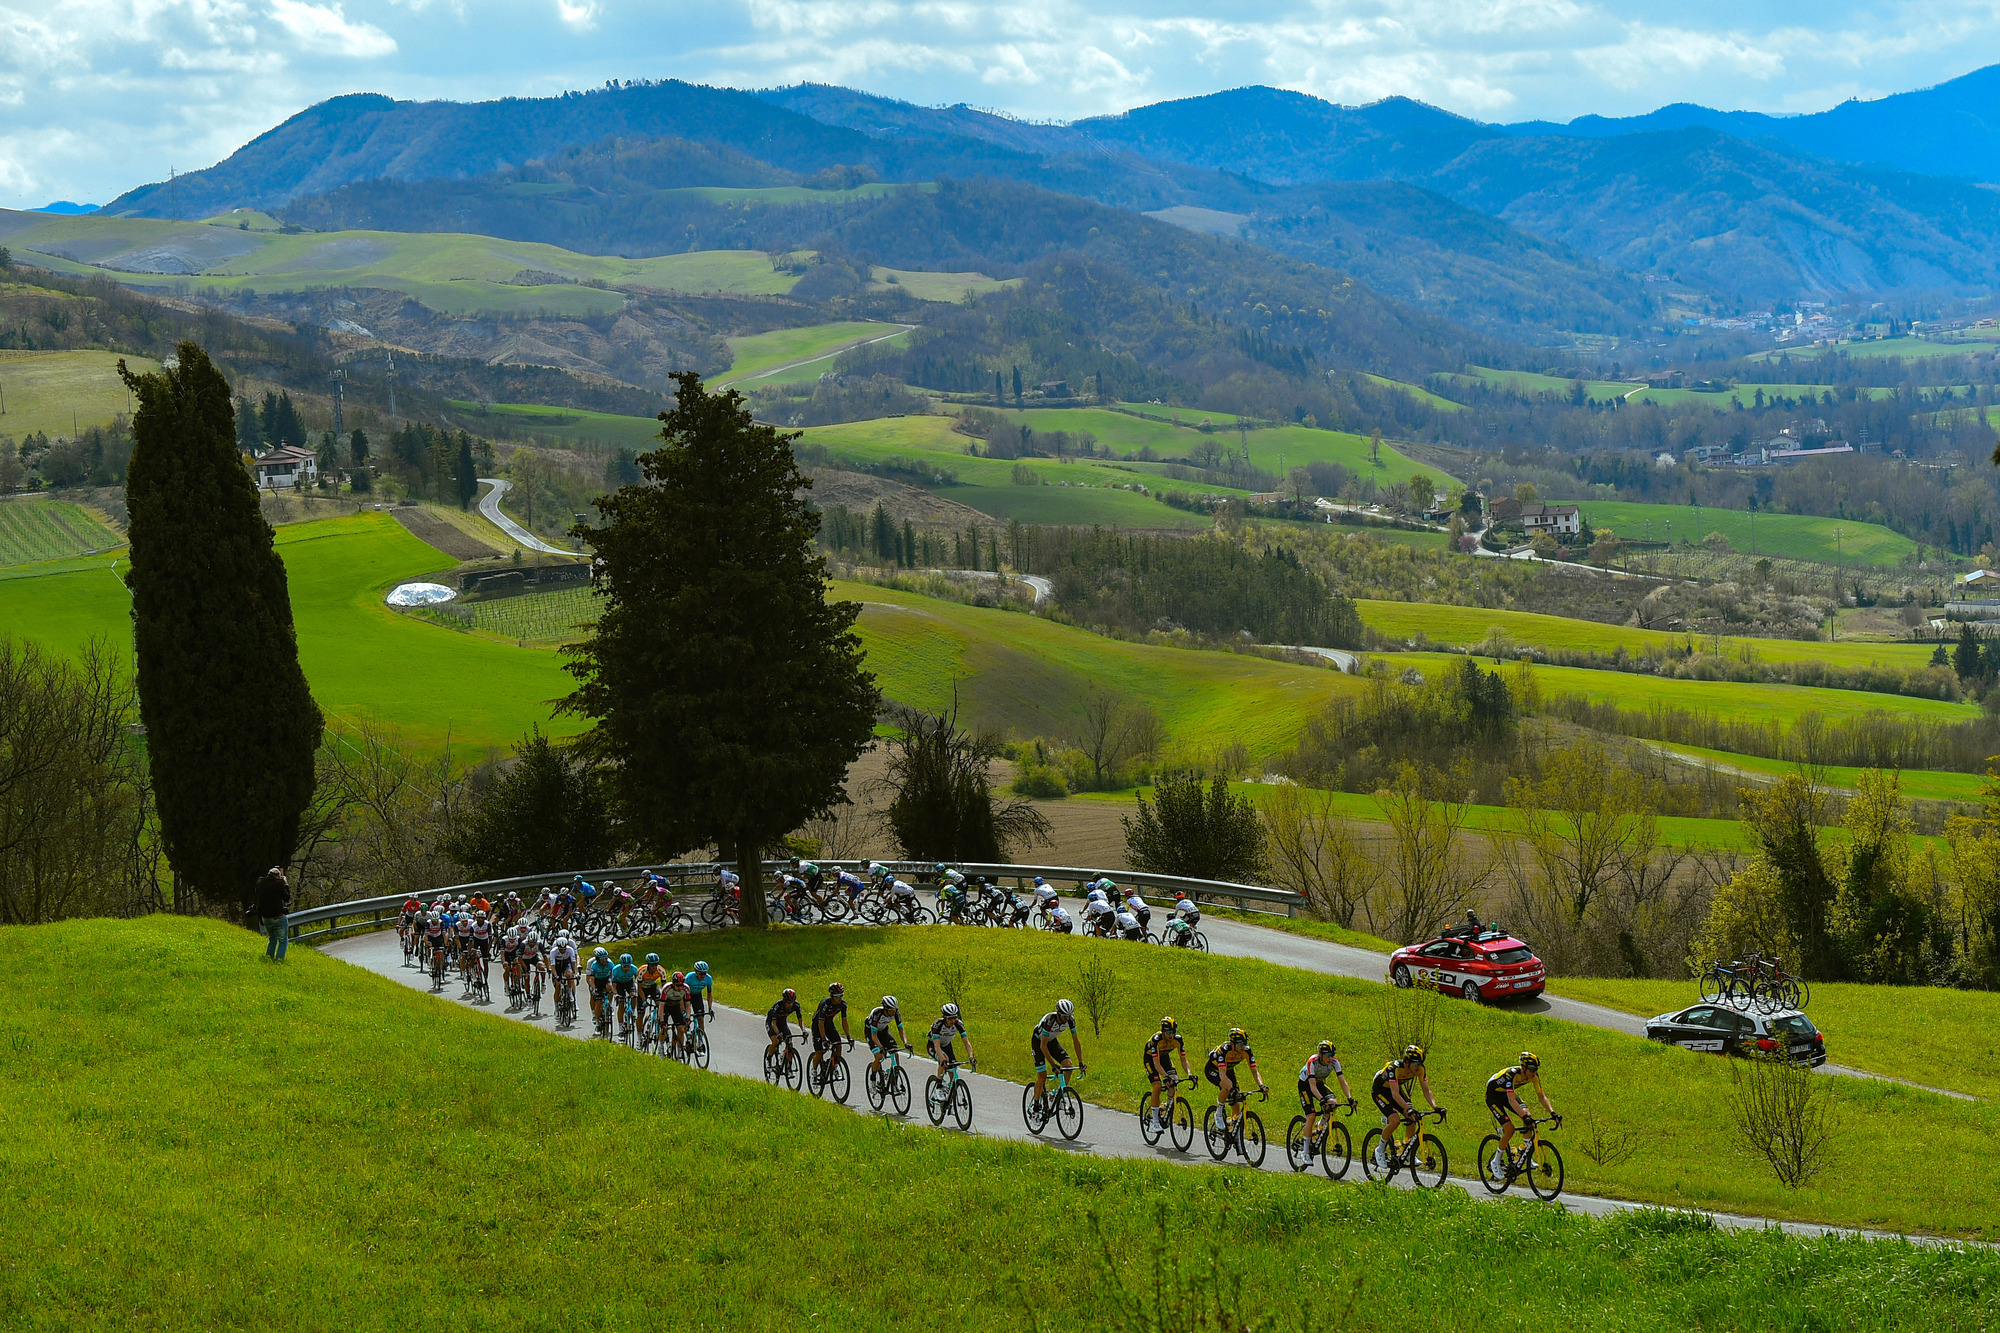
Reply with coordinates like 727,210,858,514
392,505,501,560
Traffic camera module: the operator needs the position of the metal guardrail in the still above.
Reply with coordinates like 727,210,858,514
286,860,1306,944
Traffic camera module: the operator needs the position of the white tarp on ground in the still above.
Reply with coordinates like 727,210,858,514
386,582,456,607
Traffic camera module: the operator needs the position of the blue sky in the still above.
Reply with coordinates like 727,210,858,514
3,0,1997,209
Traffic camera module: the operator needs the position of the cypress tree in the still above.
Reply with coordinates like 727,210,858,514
560,374,877,928
456,434,478,509
121,343,323,909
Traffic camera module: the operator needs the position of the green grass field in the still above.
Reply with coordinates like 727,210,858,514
1362,372,1466,412
0,348,158,439
0,497,123,564
1445,367,1639,405
448,401,666,450
0,211,801,316
1628,383,1855,409
1358,600,1937,671
10,917,1991,1331
867,267,1017,302
1547,977,2000,1104
713,320,912,387
415,585,598,644
1645,741,1989,804
640,923,2000,1238
1578,501,1915,567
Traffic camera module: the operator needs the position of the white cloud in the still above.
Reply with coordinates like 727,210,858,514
555,0,596,28
268,0,397,57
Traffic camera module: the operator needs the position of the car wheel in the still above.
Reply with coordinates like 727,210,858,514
1391,964,1412,988
1461,980,1482,1003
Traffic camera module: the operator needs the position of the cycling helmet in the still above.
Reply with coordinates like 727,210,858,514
882,994,899,1011
671,972,684,984
1056,998,1074,1018
788,857,801,868
1403,1044,1426,1066
1160,1016,1177,1033
1033,876,1047,886
694,961,709,974
593,947,609,959
644,953,659,965
829,981,845,996
572,874,583,884
783,988,797,1001
619,954,633,965
1229,1027,1248,1046
941,1003,959,1019
1519,1051,1541,1072
1317,1040,1336,1058
476,911,487,920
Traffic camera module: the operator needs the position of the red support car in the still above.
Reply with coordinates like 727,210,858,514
1388,923,1546,1002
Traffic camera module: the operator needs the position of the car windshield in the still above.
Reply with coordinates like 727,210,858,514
1485,947,1534,964
1774,1014,1818,1038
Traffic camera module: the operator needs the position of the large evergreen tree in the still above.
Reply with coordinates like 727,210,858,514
456,434,478,509
122,344,323,909
560,373,878,927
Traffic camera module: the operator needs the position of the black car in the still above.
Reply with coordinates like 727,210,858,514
1644,1002,1827,1066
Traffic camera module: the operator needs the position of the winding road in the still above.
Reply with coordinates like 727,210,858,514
318,919,1970,1245
475,478,569,555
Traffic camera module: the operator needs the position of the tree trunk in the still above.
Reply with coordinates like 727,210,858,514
736,831,770,931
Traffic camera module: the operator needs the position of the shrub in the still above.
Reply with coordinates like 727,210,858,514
1123,770,1265,882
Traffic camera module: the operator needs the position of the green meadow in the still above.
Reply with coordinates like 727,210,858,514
0,496,124,564
1578,501,1916,567
866,267,1018,302
0,348,158,438
1362,372,1466,411
1644,741,1989,804
1444,366,1639,404
448,401,667,450
713,320,913,387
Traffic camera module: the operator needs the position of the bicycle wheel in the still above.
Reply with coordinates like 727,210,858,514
1192,931,1209,954
1056,1086,1083,1140
1779,978,1801,1010
925,1075,948,1125
1237,1112,1266,1167
1792,977,1811,1009
1169,1098,1195,1153
1361,1128,1389,1182
1699,969,1724,1004
763,1049,780,1085
1138,1095,1164,1146
1021,1083,1048,1135
1321,1119,1352,1180
951,1079,973,1132
1285,1117,1311,1172
867,1064,886,1112
889,1066,911,1116
808,1056,828,1097
783,1047,804,1092
820,895,850,923
1411,1133,1449,1190
1203,1106,1230,1161
910,906,935,925
827,1057,850,1105
1477,1134,1509,1194
1527,1142,1565,1201
690,1029,710,1069
1753,980,1780,1015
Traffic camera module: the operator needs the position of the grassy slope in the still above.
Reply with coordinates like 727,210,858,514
0,497,124,564
1579,501,1914,567
1394,651,1978,727
1358,600,1937,670
0,349,159,438
641,923,2000,1238
8,917,1992,1332
713,320,910,387
1647,741,1989,803
1362,372,1467,412
1547,977,2000,1104
1450,367,1638,404
867,268,1017,302
449,401,666,450
841,578,1357,755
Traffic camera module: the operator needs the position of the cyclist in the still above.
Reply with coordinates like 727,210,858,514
584,947,615,1027
1297,1040,1355,1159
810,982,854,1083
609,953,641,1033
551,884,577,927
498,926,521,1002
718,867,741,903
1142,1016,1190,1134
422,908,446,959
928,1002,973,1073
1031,999,1084,1112
938,874,969,923
500,890,524,925
1171,891,1201,929
1164,916,1200,948
662,971,694,1054
452,908,476,956
1115,902,1145,941
1082,890,1115,937
1043,902,1074,934
863,995,906,1079
1371,1045,1443,1171
1204,1028,1268,1127
777,872,811,923
468,891,491,915
636,953,669,1035
998,886,1033,928
888,877,920,923
765,987,804,1064
833,867,867,905
518,927,545,1003
1122,888,1151,932
795,858,826,893
1030,875,1059,915
607,882,637,929
1486,1052,1558,1176
398,895,423,951
547,933,577,999
471,910,492,961
686,960,714,1027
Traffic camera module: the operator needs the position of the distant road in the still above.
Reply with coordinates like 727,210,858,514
714,323,917,389
918,568,1053,605
476,478,568,556
1258,644,1357,670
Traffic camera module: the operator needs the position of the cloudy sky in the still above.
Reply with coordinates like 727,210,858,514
3,0,1996,209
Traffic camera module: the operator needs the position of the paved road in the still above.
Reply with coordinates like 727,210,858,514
1257,644,1358,671
715,323,917,389
918,568,1053,605
317,926,1968,1246
475,478,569,555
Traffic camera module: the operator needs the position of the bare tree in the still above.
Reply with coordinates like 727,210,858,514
291,721,475,906
1261,783,1380,929
1075,953,1118,1038
1730,1053,1838,1188
1071,686,1159,790
1373,976,1441,1063
801,794,871,861
937,954,971,1013
1506,742,1660,926
1375,766,1486,944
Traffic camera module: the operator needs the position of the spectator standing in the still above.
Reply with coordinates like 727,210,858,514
256,866,292,962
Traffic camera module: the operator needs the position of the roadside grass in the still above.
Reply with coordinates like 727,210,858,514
1392,652,1979,727
942,481,1211,527
1547,978,2000,1104
6,917,1991,1331
0,496,124,564
641,923,2000,1238
0,348,159,439
1201,904,1400,953
1577,501,1914,568
840,578,1358,757
1358,600,1938,672
714,320,909,387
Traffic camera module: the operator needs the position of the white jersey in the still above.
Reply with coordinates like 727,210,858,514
1173,899,1200,918
940,869,967,888
1115,910,1139,932
891,879,917,898
719,870,740,890
1033,883,1058,905
1084,898,1112,919
550,944,578,969
1125,894,1147,913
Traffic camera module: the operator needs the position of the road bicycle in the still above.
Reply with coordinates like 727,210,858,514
525,963,545,1019
639,996,665,1056
1747,955,1808,1012
764,1033,805,1091
1137,1069,1196,1152
864,1045,913,1115
553,970,577,1027
1022,1064,1085,1140
925,1055,977,1130
1478,1114,1565,1201
429,939,450,990
1286,1097,1357,1179
1203,1087,1268,1167
683,1022,710,1069
399,918,418,965
808,1039,853,1104
1162,922,1209,952
1698,957,1757,1008
589,982,612,1040
1362,1108,1450,1189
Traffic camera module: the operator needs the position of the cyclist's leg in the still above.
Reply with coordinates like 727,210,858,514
1032,1036,1049,1102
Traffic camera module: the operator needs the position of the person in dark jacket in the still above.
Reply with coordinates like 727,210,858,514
256,866,292,962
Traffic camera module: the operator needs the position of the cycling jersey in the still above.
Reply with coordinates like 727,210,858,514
663,983,691,1016
890,880,916,898
813,996,848,1027
636,965,668,990
1299,1053,1343,1084
686,971,713,998
798,863,824,886
549,946,577,972
1034,1011,1076,1042
864,1005,899,1036
585,957,614,984
1115,911,1141,935
928,1016,965,1044
767,997,802,1025
1033,884,1058,905
1207,1044,1257,1072
609,962,639,987
1488,1065,1534,1094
